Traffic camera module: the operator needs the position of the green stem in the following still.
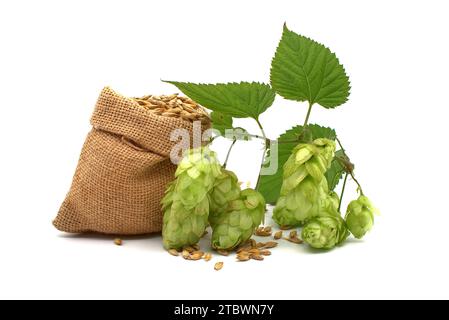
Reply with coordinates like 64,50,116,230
223,138,237,169
336,137,364,196
248,133,270,142
255,118,267,142
336,137,345,152
303,102,313,127
212,132,302,144
255,118,268,190
351,174,364,196
212,131,271,143
338,173,348,212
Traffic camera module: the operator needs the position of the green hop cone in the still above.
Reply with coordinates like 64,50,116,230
173,147,222,209
328,191,340,211
208,169,242,227
162,147,222,250
302,198,349,249
345,195,377,239
211,189,266,251
273,138,336,227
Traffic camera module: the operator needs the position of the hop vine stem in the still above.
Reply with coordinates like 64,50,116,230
247,133,271,143
223,138,237,169
338,173,348,212
350,174,364,196
213,132,302,144
255,118,268,190
253,102,314,190
336,137,364,196
336,137,345,152
255,118,268,144
303,102,313,127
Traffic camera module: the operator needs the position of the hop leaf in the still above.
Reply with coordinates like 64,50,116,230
271,24,350,108
164,81,276,119
211,111,233,136
325,150,346,191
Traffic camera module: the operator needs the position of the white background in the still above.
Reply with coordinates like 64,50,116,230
1,0,448,300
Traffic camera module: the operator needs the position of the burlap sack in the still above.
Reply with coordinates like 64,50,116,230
54,87,210,235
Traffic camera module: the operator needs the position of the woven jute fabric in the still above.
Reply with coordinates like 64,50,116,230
53,87,210,235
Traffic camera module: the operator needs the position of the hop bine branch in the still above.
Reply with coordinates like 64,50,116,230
335,137,364,196
255,118,268,190
164,23,377,252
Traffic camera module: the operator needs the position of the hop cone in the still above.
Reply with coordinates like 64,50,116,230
273,138,336,227
211,189,266,251
345,195,376,239
208,169,242,227
162,147,222,250
328,191,340,211
301,198,349,249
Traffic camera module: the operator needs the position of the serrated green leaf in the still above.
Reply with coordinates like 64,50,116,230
325,150,346,191
164,81,276,119
211,111,233,136
257,124,336,204
270,24,350,108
